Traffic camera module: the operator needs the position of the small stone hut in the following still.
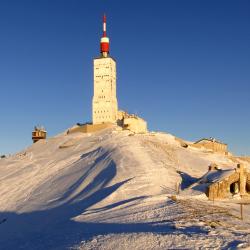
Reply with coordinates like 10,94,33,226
193,137,228,155
32,126,47,143
117,110,147,133
201,164,250,200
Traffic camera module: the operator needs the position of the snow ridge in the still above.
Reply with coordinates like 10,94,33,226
0,128,250,249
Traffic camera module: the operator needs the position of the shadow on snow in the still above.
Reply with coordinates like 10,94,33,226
0,150,206,249
177,170,200,189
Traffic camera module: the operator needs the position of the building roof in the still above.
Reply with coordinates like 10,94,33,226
94,55,116,61
201,168,235,184
194,137,227,145
33,126,47,132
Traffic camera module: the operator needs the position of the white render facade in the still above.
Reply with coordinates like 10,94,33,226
92,57,118,124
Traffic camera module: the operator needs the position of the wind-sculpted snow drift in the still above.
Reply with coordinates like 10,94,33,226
0,127,250,249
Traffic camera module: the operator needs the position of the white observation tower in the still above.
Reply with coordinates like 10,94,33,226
92,14,118,124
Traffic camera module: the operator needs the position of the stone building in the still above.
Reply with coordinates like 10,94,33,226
192,138,228,154
117,111,147,134
32,126,46,143
201,164,250,200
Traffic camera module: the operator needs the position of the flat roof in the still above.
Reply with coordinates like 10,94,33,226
194,138,227,145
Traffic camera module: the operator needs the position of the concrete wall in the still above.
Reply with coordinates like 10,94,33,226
92,57,118,124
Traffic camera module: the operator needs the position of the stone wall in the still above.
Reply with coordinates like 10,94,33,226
67,123,113,134
207,165,250,200
193,140,227,154
117,110,148,134
207,172,239,200
123,117,147,134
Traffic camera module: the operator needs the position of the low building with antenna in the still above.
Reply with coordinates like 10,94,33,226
32,126,47,143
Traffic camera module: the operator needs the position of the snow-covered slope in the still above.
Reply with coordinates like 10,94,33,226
0,127,250,249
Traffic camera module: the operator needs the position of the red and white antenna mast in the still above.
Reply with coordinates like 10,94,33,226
100,14,110,57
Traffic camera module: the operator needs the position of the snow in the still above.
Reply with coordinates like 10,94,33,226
201,168,235,183
0,127,250,249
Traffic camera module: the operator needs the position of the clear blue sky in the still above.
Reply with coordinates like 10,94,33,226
0,0,249,155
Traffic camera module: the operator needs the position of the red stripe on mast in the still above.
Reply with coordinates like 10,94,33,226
100,14,109,54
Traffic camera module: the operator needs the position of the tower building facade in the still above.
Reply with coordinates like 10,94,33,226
92,15,118,124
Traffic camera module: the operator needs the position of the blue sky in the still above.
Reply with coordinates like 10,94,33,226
0,0,249,155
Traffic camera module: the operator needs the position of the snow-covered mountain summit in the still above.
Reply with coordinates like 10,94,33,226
0,127,249,249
